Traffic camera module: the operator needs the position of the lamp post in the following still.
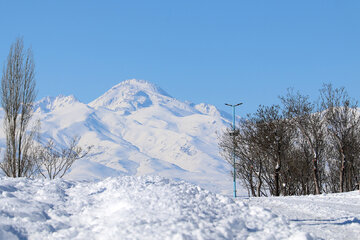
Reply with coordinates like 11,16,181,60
225,102,243,198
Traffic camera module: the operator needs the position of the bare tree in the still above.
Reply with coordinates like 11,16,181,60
219,119,268,197
36,136,92,179
0,37,37,177
36,137,92,179
320,84,360,192
253,105,295,196
219,104,296,197
238,118,267,197
281,90,326,194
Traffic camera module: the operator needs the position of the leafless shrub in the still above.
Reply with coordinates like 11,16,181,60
36,136,92,179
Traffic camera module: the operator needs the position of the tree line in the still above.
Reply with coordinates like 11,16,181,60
0,38,91,179
219,85,360,197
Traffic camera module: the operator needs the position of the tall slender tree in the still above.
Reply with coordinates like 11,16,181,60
0,37,37,177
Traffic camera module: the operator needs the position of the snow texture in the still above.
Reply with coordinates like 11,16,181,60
0,176,311,240
247,191,360,240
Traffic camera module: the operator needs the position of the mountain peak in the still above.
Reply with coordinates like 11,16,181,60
89,79,172,112
111,79,171,97
35,95,80,113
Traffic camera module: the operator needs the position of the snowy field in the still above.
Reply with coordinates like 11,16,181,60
246,191,360,240
0,176,311,240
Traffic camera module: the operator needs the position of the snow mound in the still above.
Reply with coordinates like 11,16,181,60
0,176,311,240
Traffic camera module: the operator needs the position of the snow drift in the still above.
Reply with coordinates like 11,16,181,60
0,176,311,240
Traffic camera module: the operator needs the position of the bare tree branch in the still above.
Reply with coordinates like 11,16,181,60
36,136,92,179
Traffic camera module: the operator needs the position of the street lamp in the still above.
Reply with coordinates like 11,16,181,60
225,102,243,198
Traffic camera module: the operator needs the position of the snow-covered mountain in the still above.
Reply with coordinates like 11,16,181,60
0,79,234,195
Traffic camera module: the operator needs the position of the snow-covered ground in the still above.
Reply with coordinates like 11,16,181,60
246,191,360,240
0,176,311,240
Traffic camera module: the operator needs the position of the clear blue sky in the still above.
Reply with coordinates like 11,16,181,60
0,1,359,115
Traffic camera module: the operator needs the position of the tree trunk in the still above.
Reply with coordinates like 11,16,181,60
312,157,321,194
256,165,263,197
274,162,281,196
249,171,256,197
339,149,345,193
